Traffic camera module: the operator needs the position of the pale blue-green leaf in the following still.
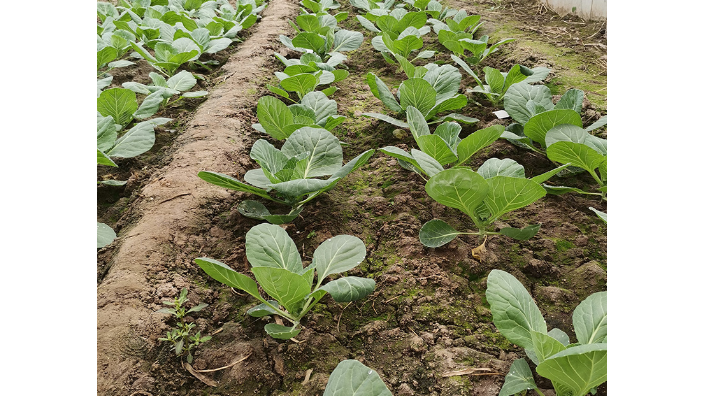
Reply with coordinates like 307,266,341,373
301,91,337,125
455,125,504,165
330,149,375,179
585,115,607,132
362,113,408,128
333,29,363,52
427,95,468,118
548,328,571,346
257,96,295,140
486,269,547,349
499,224,540,240
425,168,488,217
399,78,436,115
357,15,380,32
263,207,304,225
97,222,116,248
97,115,117,152
555,88,584,113
264,323,301,339
97,88,138,126
522,66,551,84
419,219,460,247
245,223,302,272
477,158,525,179
195,257,263,300
133,90,164,119
197,171,273,200
99,179,126,186
371,35,390,53
205,37,232,54
281,128,343,177
411,149,444,176
433,122,461,153
321,276,376,302
323,359,392,396
484,66,505,94
250,139,289,174
406,106,430,140
589,207,607,223
366,73,403,113
272,178,338,198
536,344,607,396
504,82,554,125
432,113,479,124
573,291,607,345
498,359,538,396
314,235,366,280
530,164,570,184
251,267,311,312
484,176,545,221
524,109,583,148
244,169,273,190
107,60,135,68
246,301,280,317
122,81,151,95
238,200,271,220
106,120,158,158
167,70,197,91
182,90,208,98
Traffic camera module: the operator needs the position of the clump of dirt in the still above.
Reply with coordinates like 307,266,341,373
97,0,607,395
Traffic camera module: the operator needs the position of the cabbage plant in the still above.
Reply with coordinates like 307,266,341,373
486,270,606,396
252,92,346,139
364,63,476,126
269,65,349,102
198,128,374,224
279,27,363,61
130,40,200,76
300,0,342,14
196,223,375,339
418,161,565,247
379,106,503,177
122,71,208,119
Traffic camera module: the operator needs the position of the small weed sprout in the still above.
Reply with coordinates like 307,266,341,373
157,288,211,363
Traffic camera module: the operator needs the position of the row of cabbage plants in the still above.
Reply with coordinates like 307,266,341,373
97,0,267,248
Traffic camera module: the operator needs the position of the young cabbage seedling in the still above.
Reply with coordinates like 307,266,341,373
379,106,504,178
419,159,566,247
130,41,200,76
300,0,343,14
122,71,208,119
279,23,363,62
198,128,374,224
269,64,350,102
252,92,346,139
486,270,606,396
196,224,376,340
356,9,434,63
157,288,211,364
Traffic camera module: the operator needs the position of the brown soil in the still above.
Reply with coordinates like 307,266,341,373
97,0,607,395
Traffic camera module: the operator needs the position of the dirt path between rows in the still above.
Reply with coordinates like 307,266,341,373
97,1,299,394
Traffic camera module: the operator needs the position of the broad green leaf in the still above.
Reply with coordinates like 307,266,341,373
333,29,363,52
250,139,289,174
362,112,409,128
97,222,116,248
406,106,430,139
523,66,551,84
366,73,403,113
106,120,158,158
419,219,460,247
331,149,375,179
573,291,607,345
585,115,607,132
133,90,164,119
97,149,117,167
524,109,583,148
433,122,462,153
411,149,444,176
264,323,301,340
502,65,529,95
530,164,570,184
272,178,338,198
498,359,538,396
292,32,326,53
195,257,263,300
399,78,436,115
486,269,547,349
394,35,423,58
546,142,605,173
499,224,540,240
122,81,151,95
451,54,483,87
417,135,457,165
425,168,489,217
197,171,273,200
281,74,318,98
356,15,380,32
245,223,303,272
251,267,311,311
399,11,427,30
238,200,272,220
531,331,567,363
246,301,280,317
427,95,468,118
257,96,295,140
314,235,366,280
484,177,546,221
484,67,505,94
555,88,584,113
281,128,343,177
477,158,525,179
325,115,346,130
536,344,607,396
433,113,479,124
545,124,607,155
98,46,119,69
301,91,337,125
456,125,504,165
321,276,376,302
263,209,304,225
548,328,571,346
97,88,138,126
504,82,554,125
167,70,197,91
589,207,607,223
97,115,117,152
323,360,392,396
